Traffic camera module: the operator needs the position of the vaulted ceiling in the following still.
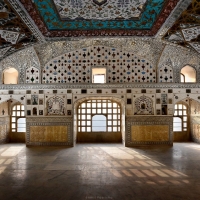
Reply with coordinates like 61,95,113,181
0,0,199,61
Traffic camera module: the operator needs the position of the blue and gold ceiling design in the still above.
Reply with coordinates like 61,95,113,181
20,0,180,37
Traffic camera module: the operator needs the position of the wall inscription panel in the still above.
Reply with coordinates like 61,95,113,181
131,125,169,142
30,126,68,142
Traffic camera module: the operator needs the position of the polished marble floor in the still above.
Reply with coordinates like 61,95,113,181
0,143,200,200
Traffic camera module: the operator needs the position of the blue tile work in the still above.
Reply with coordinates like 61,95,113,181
42,46,156,83
34,0,165,30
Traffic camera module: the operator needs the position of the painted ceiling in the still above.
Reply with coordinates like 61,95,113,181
0,0,37,60
20,0,180,37
0,0,200,62
163,0,200,54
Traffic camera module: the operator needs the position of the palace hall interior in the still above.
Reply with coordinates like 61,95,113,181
0,0,200,199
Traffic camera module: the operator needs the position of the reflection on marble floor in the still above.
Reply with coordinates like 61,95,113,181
0,143,200,199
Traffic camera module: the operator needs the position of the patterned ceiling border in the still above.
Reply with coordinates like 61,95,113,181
7,0,45,42
19,0,180,37
156,0,192,38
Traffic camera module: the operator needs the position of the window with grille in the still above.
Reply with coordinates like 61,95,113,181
11,104,26,132
173,103,187,131
78,99,121,132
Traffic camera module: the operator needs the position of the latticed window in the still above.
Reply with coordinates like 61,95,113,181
78,99,121,132
173,103,188,131
11,104,26,132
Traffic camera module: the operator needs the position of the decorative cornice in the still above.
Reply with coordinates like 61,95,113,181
0,83,200,90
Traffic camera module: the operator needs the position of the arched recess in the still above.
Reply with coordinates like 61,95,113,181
180,65,196,83
2,68,18,84
74,97,125,144
159,65,173,83
26,67,40,83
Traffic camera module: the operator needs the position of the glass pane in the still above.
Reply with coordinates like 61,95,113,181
108,127,112,132
108,109,112,113
17,105,20,110
21,111,25,116
183,105,186,109
108,121,112,125
82,109,85,114
179,111,182,115
183,116,187,121
78,127,80,132
82,115,86,120
174,104,177,109
118,121,120,125
17,127,26,132
113,115,117,120
87,115,91,120
78,121,81,125
183,111,187,115
108,115,112,119
82,103,86,108
173,117,181,123
113,127,117,132
178,104,182,109
92,126,106,131
87,127,91,132
108,103,112,107
173,127,182,131
12,117,16,122
12,129,16,132
81,121,86,126
174,111,177,115
21,105,24,110
97,109,101,113
87,121,91,126
92,109,96,114
17,123,25,128
97,103,101,107
12,124,16,128
118,127,120,131
87,103,91,108
12,111,16,116
103,103,106,107
113,103,117,107
13,106,16,110
183,123,187,127
18,118,26,123
113,121,117,125
113,109,117,113
92,103,96,108
87,109,91,113
82,127,86,132
102,109,107,113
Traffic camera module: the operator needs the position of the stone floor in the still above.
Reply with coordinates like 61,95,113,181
0,143,200,200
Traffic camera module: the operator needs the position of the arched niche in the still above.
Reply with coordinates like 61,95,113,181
180,65,196,83
3,68,18,84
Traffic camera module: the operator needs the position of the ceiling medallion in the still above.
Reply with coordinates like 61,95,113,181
93,0,107,6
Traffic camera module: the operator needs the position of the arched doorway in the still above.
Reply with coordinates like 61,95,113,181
74,97,125,143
